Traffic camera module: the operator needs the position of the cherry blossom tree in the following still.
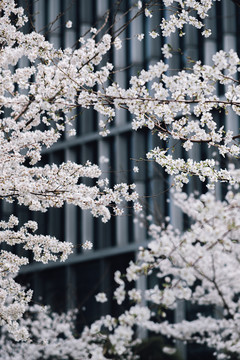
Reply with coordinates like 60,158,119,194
0,0,142,340
1,0,240,359
1,190,240,359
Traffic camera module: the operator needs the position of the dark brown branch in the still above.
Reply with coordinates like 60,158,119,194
231,0,240,8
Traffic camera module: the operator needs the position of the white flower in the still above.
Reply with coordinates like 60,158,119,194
114,285,126,305
114,207,124,215
161,44,172,58
183,140,193,151
67,129,76,136
145,8,152,17
99,129,110,137
99,155,109,164
66,20,72,29
134,202,142,213
82,240,93,250
163,347,176,355
114,37,122,50
128,289,142,303
202,29,212,37
90,27,97,34
95,292,108,303
137,1,142,9
149,31,159,39
133,166,139,173
137,33,144,41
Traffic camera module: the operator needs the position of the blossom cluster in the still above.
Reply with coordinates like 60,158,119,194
0,0,234,190
1,0,240,353
1,190,240,358
93,51,240,186
0,0,143,339
160,0,216,37
107,190,240,358
0,215,72,340
0,304,142,359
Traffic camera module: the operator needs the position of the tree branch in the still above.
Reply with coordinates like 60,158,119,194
231,0,240,7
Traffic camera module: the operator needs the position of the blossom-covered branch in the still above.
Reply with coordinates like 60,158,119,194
0,0,143,339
